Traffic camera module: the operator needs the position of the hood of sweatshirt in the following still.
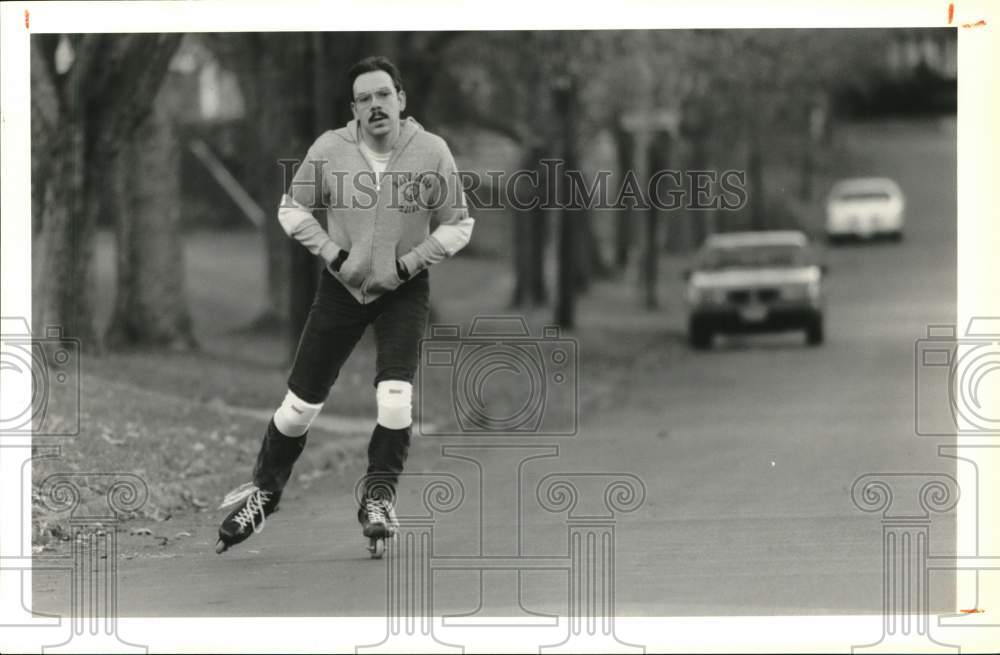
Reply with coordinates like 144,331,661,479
333,115,424,153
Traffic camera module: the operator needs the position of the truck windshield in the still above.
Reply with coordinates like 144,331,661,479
700,245,807,270
835,190,892,202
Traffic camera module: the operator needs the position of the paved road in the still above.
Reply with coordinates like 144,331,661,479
33,118,958,625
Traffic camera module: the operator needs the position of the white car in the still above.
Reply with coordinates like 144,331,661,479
683,230,826,349
825,177,905,242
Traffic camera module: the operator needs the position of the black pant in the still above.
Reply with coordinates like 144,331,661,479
286,268,430,500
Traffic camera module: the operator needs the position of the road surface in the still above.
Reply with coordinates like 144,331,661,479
33,118,958,625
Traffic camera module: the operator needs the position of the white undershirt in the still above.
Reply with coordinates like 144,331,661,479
359,139,392,183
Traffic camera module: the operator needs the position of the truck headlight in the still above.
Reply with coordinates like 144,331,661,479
807,279,821,300
687,286,726,304
781,284,808,301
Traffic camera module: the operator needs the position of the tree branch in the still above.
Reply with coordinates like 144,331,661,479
100,34,184,137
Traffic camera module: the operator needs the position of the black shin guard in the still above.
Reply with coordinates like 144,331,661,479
361,424,411,504
252,419,307,503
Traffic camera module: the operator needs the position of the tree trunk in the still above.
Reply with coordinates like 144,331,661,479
613,121,635,272
643,130,671,310
555,209,577,328
578,207,610,291
511,146,549,308
105,100,197,350
30,40,99,346
663,138,692,254
511,209,532,308
31,34,182,352
33,126,96,346
574,209,592,293
553,79,578,329
748,128,766,231
688,134,710,247
799,104,815,202
511,202,551,307
530,203,549,305
286,36,322,361
30,37,59,245
642,211,660,310
248,39,290,333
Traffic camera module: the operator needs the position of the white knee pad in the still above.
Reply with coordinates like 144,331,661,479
376,380,413,430
273,390,324,437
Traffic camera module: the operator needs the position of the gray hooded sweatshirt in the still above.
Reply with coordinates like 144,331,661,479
278,117,475,304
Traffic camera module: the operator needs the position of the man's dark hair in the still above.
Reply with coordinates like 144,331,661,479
347,56,404,100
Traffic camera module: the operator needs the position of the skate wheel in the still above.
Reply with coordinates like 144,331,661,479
367,537,385,559
215,540,228,555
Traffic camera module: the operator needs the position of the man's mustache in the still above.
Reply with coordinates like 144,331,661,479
369,112,389,122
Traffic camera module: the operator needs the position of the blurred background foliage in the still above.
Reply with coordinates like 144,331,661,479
30,28,956,349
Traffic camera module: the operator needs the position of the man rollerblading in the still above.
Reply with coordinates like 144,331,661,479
215,55,474,556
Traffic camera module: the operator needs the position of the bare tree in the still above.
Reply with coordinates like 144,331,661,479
31,34,183,349
105,82,197,350
510,144,549,307
612,118,636,272
553,76,580,328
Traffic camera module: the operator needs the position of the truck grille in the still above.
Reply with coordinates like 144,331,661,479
727,288,779,304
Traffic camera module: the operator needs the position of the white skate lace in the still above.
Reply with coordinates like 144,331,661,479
219,482,272,534
366,498,387,526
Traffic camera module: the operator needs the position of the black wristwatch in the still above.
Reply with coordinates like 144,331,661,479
396,258,411,281
331,249,349,272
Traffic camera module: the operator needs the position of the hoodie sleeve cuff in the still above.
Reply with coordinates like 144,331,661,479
319,240,341,266
399,250,424,276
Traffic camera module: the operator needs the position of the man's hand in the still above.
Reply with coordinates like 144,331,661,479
364,265,403,295
396,258,411,281
330,249,349,272
336,250,367,287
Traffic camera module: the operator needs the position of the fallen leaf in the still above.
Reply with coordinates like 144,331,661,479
101,433,126,446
